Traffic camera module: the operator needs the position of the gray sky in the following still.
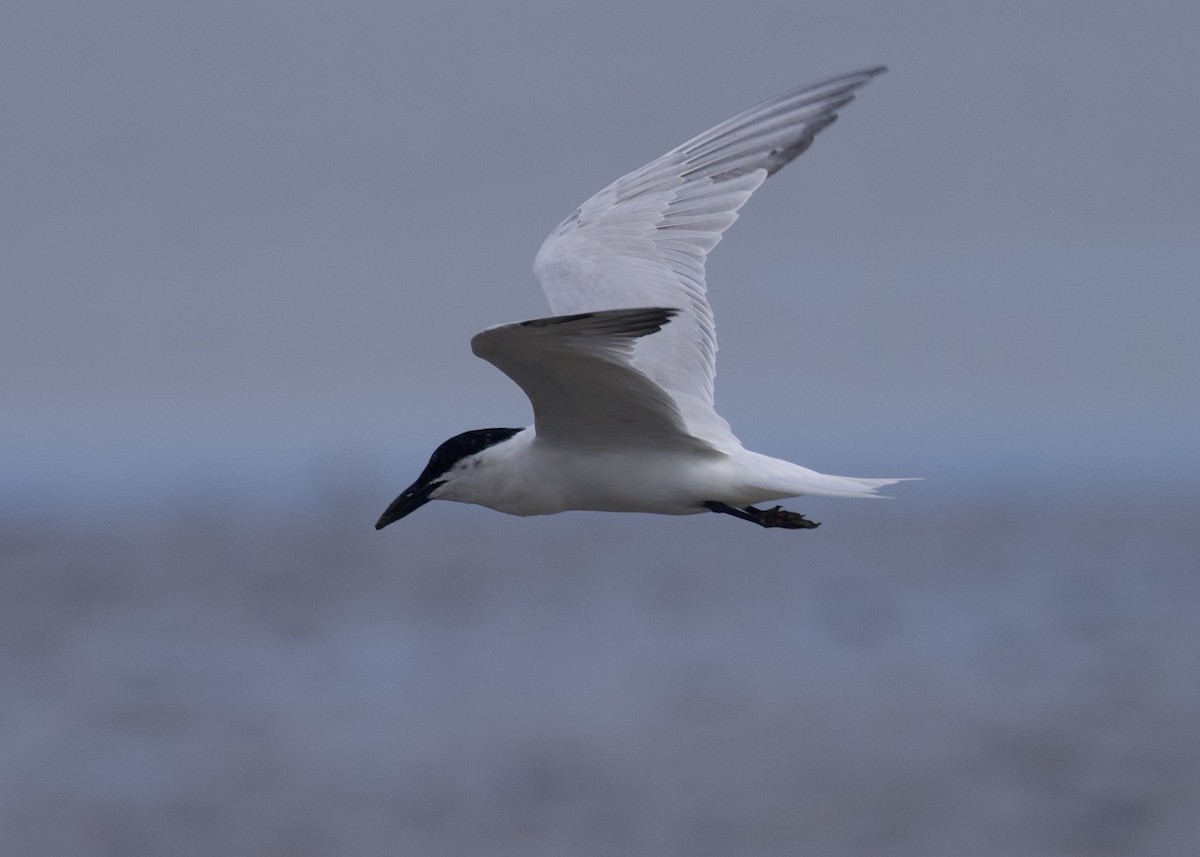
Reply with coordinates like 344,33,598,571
4,0,1198,508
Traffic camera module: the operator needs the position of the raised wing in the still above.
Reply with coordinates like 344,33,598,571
470,308,717,452
533,66,886,412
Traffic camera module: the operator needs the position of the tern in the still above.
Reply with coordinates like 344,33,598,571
378,66,909,532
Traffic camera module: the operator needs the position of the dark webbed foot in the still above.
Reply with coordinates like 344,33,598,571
755,505,821,529
703,501,820,530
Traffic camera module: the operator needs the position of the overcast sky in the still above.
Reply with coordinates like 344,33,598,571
4,0,1198,509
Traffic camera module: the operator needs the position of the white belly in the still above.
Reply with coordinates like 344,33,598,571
443,443,787,517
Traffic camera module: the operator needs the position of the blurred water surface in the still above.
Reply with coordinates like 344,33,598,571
3,485,1198,856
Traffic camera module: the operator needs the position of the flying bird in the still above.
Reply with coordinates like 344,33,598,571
378,66,909,531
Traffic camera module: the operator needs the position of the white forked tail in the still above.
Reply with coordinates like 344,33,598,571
741,451,915,499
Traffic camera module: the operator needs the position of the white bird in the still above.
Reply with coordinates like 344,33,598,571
378,66,909,532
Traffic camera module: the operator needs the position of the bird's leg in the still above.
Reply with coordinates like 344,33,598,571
703,501,820,530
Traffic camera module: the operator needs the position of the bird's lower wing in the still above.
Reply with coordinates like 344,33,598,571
470,308,719,452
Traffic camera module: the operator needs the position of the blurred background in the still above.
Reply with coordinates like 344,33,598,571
3,1,1198,854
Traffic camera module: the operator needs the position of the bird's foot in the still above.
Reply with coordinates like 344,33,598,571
703,501,820,530
756,505,821,529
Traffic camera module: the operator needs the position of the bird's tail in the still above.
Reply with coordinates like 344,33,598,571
742,451,918,499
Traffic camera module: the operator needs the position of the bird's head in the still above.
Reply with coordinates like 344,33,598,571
375,427,523,529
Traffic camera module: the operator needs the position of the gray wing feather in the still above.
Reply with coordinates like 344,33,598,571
471,308,718,451
532,67,887,410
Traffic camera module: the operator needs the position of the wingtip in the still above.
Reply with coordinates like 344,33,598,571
847,64,888,81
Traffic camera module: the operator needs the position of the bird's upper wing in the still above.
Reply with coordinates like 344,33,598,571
532,66,887,424
471,308,719,452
